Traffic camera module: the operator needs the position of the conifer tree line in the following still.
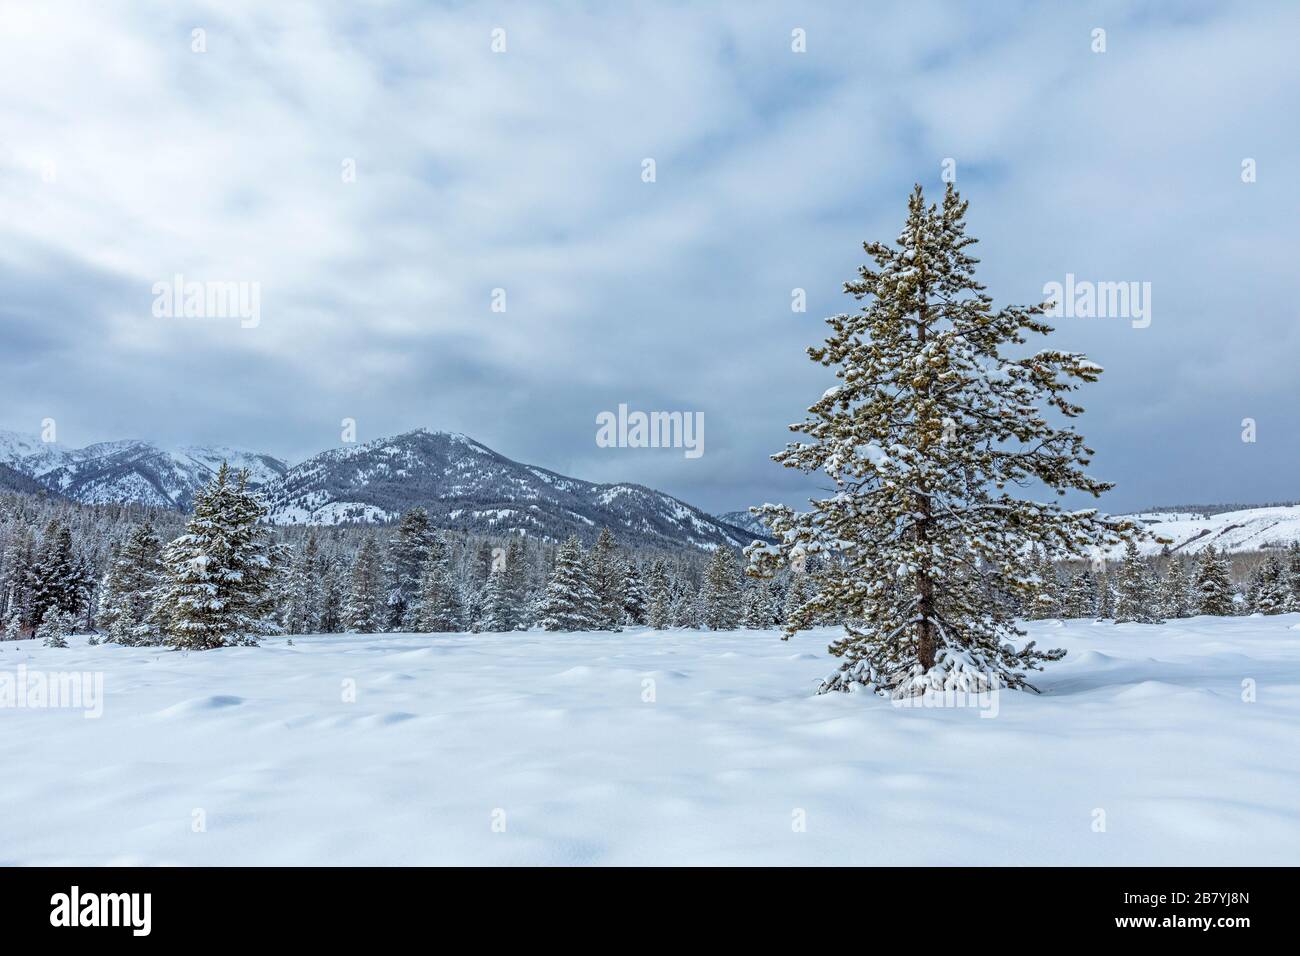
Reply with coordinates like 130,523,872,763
0,469,833,648
1015,541,1300,622
3,473,1298,651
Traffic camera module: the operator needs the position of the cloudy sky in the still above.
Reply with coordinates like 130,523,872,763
1,0,1296,515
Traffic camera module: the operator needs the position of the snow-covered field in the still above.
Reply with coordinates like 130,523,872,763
3,618,1299,865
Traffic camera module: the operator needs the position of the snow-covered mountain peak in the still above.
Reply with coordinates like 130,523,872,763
259,428,757,549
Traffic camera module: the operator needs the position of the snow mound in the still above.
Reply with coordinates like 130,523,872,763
155,694,246,717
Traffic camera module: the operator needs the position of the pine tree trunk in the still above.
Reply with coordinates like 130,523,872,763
914,262,937,671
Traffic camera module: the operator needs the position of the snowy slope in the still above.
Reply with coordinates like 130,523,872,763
260,428,755,549
3,616,1298,865
715,509,773,540
1123,506,1300,556
0,461,49,496
0,429,77,476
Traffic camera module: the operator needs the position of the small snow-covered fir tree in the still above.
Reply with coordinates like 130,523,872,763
109,603,137,646
742,580,776,629
700,547,742,630
622,562,647,626
1284,542,1300,612
1159,557,1192,619
1061,570,1096,619
37,606,73,647
782,572,815,629
281,534,322,635
1246,554,1288,614
156,465,284,650
1114,541,1163,623
502,538,531,630
415,541,464,632
1193,546,1234,617
1094,568,1114,619
747,185,1138,696
31,521,85,630
344,535,385,634
646,559,672,629
691,584,712,629
539,535,598,631
670,579,700,628
2,606,24,642
1025,550,1062,620
0,527,36,637
318,562,346,633
586,528,625,631
477,568,512,632
97,522,164,645
385,508,439,630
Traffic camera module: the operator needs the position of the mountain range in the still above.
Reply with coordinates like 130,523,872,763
0,430,287,510
0,428,759,550
7,427,1297,556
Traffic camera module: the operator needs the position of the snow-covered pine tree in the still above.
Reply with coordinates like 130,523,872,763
468,541,494,595
415,541,464,632
156,465,284,649
700,547,742,630
622,561,647,626
1061,570,1096,619
538,535,598,631
747,184,1138,696
2,606,23,641
31,520,83,630
1193,546,1235,617
1285,542,1300,612
72,551,95,632
586,528,625,631
742,580,775,629
670,578,700,628
0,525,35,637
1114,540,1163,623
646,559,672,629
344,535,385,634
37,605,72,648
1159,557,1192,619
476,567,511,632
385,508,439,630
691,584,712,629
109,603,137,646
1094,568,1114,619
782,571,814,628
318,561,346,634
501,538,531,630
97,522,163,645
1026,549,1062,620
281,533,322,635
1246,553,1288,615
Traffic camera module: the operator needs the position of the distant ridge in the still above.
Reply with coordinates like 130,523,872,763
1143,501,1300,517
0,430,287,510
259,428,756,550
0,427,757,551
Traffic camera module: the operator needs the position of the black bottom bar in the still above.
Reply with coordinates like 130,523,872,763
0,866,1277,942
